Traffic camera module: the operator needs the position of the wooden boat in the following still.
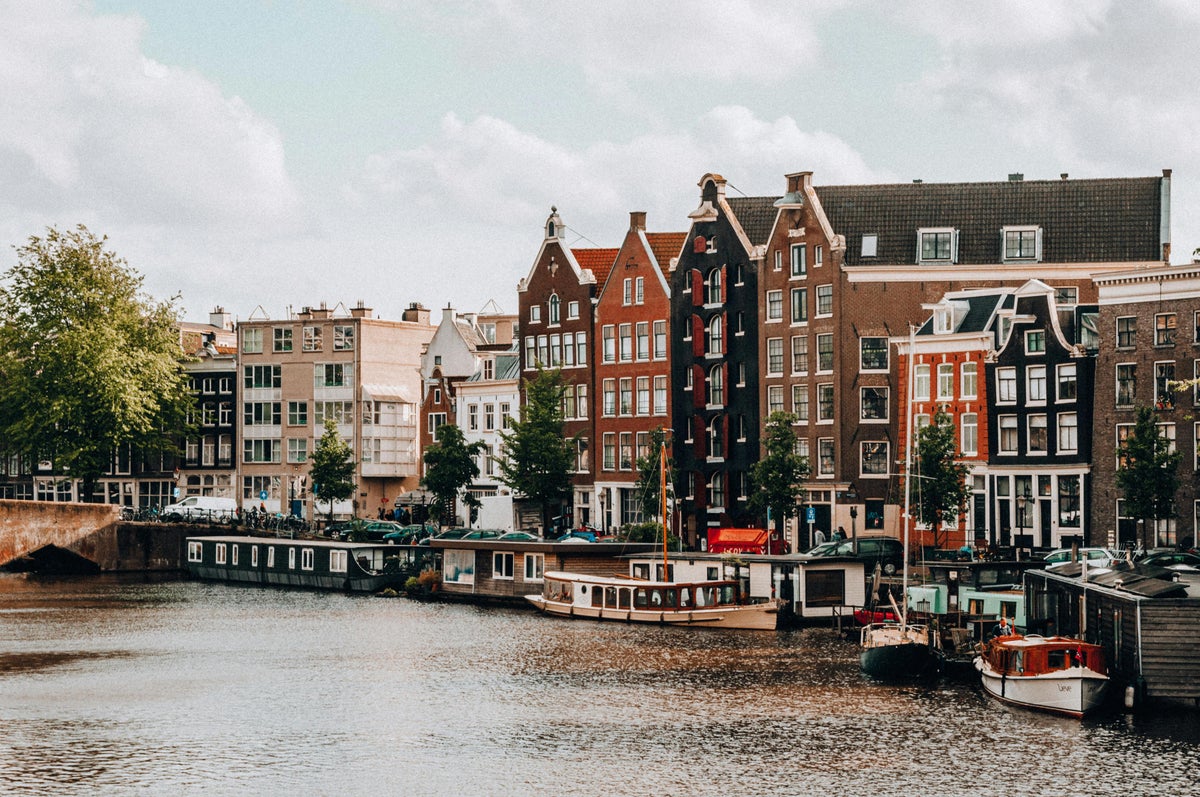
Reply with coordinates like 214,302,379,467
524,442,778,631
525,571,779,630
974,634,1109,717
185,535,416,592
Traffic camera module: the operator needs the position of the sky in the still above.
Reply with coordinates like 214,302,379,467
2,1,1199,325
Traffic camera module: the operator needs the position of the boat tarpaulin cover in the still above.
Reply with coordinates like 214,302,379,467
707,528,768,555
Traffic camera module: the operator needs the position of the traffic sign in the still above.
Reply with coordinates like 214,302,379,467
259,490,268,501
806,506,816,523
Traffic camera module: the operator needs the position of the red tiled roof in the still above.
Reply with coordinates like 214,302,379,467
645,232,686,277
572,248,619,285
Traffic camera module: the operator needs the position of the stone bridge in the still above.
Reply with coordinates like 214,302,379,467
0,499,198,573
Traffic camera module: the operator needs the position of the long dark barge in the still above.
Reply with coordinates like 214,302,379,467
186,535,420,592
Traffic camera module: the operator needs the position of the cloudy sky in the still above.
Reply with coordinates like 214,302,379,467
2,1,1198,324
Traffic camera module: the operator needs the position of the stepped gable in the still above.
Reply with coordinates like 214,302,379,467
817,176,1164,266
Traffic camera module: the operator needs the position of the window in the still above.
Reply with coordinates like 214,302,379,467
601,433,616,471
767,338,784,375
1025,330,1045,354
707,473,725,508
790,245,807,277
1002,226,1041,261
1116,316,1136,348
918,229,956,263
653,376,667,415
999,416,1018,454
1052,362,1077,402
244,402,282,426
961,362,978,399
636,377,650,415
619,378,633,415
244,365,281,390
636,322,649,360
301,548,315,571
273,327,293,352
575,438,589,473
1116,423,1133,467
1058,413,1078,453
860,386,888,421
861,442,889,476
1158,422,1177,454
766,290,783,322
219,403,233,426
428,412,446,439
1195,310,1200,343
1156,313,1176,345
706,269,722,304
774,250,782,271
792,384,809,421
287,438,308,463
333,325,354,351
302,325,323,351
961,413,978,455
529,305,541,323
818,439,835,476
860,338,888,371
1156,361,1176,409
792,336,809,374
602,325,615,363
937,363,955,400
709,365,724,406
242,328,262,353
243,439,281,464
815,245,823,267
493,552,514,580
790,288,807,324
861,234,877,257
653,321,667,359
706,316,723,356
816,284,833,316
623,278,633,305
525,336,536,369
548,334,561,366
187,541,203,562
215,543,227,565
315,363,352,388
635,277,644,304
1027,365,1047,403
767,385,784,415
524,553,544,582
708,418,724,459
1059,476,1081,528
997,367,1017,403
818,383,835,422
1116,363,1136,406
618,324,633,361
817,334,833,372
602,379,616,416
1028,415,1048,453
915,364,931,401
1054,286,1078,306
314,401,354,425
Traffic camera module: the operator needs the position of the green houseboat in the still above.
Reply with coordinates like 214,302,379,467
186,535,421,592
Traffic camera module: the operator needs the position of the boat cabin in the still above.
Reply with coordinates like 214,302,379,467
542,575,742,611
984,636,1106,678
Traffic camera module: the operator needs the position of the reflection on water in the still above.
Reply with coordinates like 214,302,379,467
1,572,1198,795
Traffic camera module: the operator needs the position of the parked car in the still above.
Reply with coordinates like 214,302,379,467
803,541,840,556
557,529,597,543
460,529,505,540
382,524,431,545
1139,551,1200,570
823,536,905,575
160,496,238,524
331,520,409,542
1043,547,1118,569
497,531,539,541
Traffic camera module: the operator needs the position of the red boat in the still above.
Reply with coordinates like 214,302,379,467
854,608,897,626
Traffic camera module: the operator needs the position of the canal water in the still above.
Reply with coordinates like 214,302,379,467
1,574,1198,796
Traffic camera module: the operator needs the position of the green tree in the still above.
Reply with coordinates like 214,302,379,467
0,225,193,500
421,423,484,526
1116,405,1181,548
911,409,973,550
633,426,673,524
310,417,356,526
747,412,810,547
498,366,575,535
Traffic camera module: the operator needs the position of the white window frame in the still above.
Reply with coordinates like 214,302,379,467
493,552,514,580
1001,225,1042,262
916,227,958,264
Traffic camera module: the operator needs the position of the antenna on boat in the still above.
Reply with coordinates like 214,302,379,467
901,324,916,630
661,438,669,579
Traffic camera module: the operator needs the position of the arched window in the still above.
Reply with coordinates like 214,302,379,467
709,417,724,459
707,316,723,355
706,269,722,304
709,365,724,406
548,294,560,325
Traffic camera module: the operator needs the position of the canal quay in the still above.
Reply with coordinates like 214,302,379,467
2,573,1199,797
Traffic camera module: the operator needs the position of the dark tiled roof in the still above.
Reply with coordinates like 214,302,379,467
915,291,1008,337
727,196,780,248
817,177,1164,266
645,232,687,276
572,248,619,285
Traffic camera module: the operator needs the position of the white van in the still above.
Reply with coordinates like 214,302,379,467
160,496,238,523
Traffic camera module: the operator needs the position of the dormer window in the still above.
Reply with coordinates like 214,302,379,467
917,228,957,264
861,234,878,257
934,308,954,334
1002,225,1042,262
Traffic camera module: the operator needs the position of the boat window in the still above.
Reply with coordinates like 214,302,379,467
634,589,648,609
591,587,603,608
664,589,677,608
1047,649,1069,670
605,587,618,607
719,585,736,605
632,563,650,580
706,567,718,580
618,588,631,609
649,589,663,607
267,546,275,568
679,588,692,607
696,587,713,607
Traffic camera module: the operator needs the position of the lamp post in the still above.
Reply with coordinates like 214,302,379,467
845,484,859,554
1015,493,1027,554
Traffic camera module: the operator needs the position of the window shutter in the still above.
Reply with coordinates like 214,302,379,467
693,364,706,408
722,411,730,455
692,269,703,305
693,414,705,456
692,315,705,358
721,265,728,304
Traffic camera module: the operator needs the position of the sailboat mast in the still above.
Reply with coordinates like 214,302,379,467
901,325,916,628
660,439,669,577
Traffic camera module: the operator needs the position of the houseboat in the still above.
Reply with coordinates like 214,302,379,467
527,570,779,630
186,535,423,592
975,634,1109,717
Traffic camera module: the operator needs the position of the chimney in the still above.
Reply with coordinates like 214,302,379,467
209,306,233,331
349,300,373,319
442,304,456,324
402,302,430,325
1060,173,1069,181
629,211,646,232
1008,173,1024,182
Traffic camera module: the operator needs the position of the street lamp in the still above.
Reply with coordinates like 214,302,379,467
845,483,859,555
1015,493,1027,553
